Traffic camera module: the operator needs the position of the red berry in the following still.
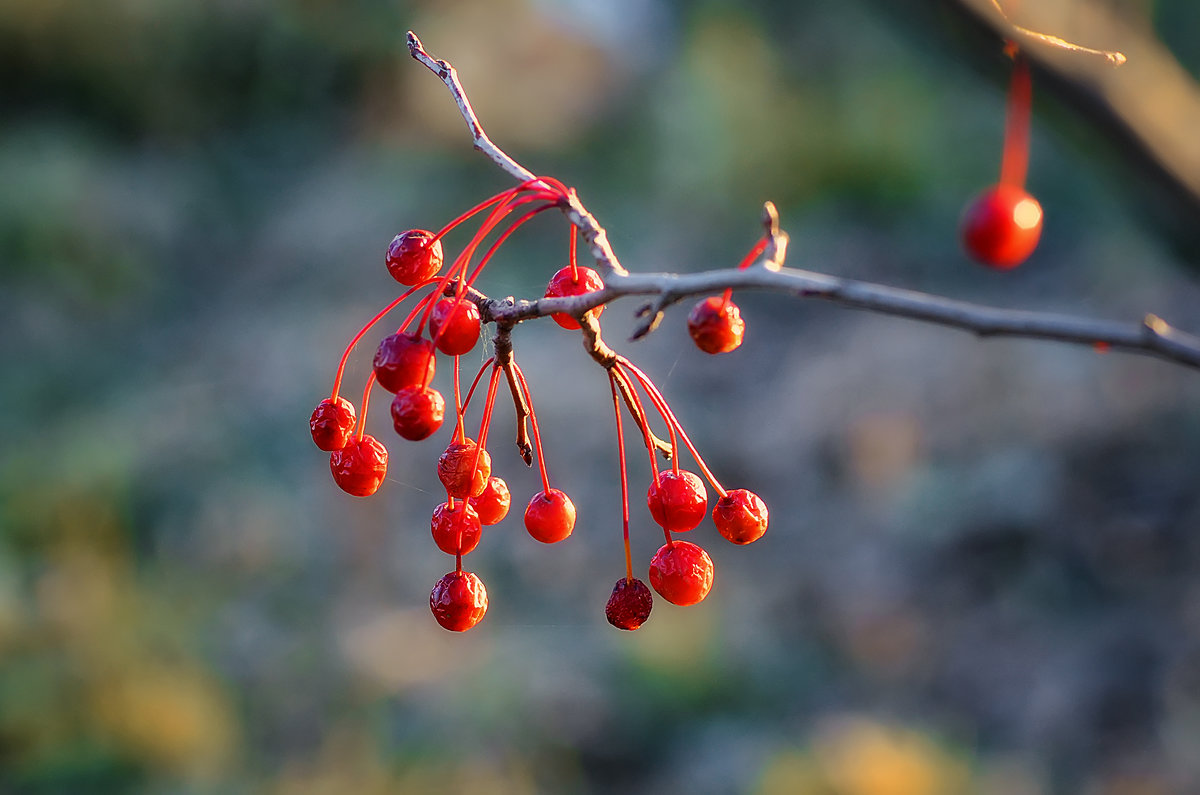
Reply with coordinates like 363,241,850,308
712,489,768,545
431,501,482,556
469,476,511,526
687,296,745,354
523,489,576,544
386,229,443,285
438,438,492,498
390,386,445,441
605,577,653,630
429,298,481,356
329,435,388,496
373,332,435,392
309,396,356,451
543,266,605,330
646,470,708,533
429,570,488,632
960,184,1043,269
649,541,714,606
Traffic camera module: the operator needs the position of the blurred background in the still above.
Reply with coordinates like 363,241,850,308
3,0,1200,793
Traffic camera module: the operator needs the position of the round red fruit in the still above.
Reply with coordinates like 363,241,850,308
470,476,511,525
649,541,714,606
429,298,481,356
373,333,435,392
430,570,488,632
647,470,708,533
390,386,445,441
605,577,653,630
386,230,443,285
437,438,492,498
430,501,482,556
687,296,745,354
712,489,768,545
310,396,356,451
524,489,576,544
329,435,388,497
960,184,1043,270
543,265,605,330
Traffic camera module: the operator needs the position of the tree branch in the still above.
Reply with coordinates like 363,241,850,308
408,30,1200,373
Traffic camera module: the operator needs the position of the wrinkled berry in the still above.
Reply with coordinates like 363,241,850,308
430,570,488,632
310,396,356,451
429,298,481,356
373,332,435,392
390,385,445,441
470,476,511,526
543,265,605,330
329,435,388,497
712,489,768,545
386,230,443,285
605,577,653,630
438,438,492,498
649,541,714,606
647,470,708,533
431,501,482,556
688,296,745,354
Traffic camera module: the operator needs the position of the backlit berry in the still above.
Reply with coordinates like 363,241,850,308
373,332,435,392
524,488,576,544
543,265,605,330
386,229,443,285
713,489,768,545
437,438,492,498
309,396,356,451
646,470,708,533
431,501,482,556
430,570,488,632
687,296,745,354
961,184,1043,269
429,298,481,356
605,577,653,630
390,385,445,441
329,435,388,497
470,476,511,525
649,541,714,606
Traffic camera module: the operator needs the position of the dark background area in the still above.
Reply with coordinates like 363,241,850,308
3,1,1200,793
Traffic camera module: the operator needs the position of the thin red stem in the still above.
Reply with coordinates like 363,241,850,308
330,279,438,400
513,363,551,494
464,202,557,288
609,372,634,583
568,201,579,283
462,357,498,415
356,372,377,442
453,355,465,443
736,238,769,270
612,364,659,479
620,359,728,499
467,365,503,490
1000,53,1032,188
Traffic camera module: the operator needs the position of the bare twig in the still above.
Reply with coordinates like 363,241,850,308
408,30,1200,373
985,0,1126,65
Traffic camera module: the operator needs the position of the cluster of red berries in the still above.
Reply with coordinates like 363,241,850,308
309,177,769,632
961,46,1044,270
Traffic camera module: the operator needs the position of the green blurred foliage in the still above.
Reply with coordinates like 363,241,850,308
3,1,1200,793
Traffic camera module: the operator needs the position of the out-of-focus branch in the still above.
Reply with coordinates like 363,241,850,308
412,30,1200,373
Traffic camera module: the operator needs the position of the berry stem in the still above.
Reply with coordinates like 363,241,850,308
620,359,728,499
462,356,498,414
356,371,377,442
608,372,634,583
612,363,660,479
453,355,465,444
736,238,769,270
464,202,558,288
476,365,502,451
513,362,552,494
1000,52,1032,188
568,198,579,283
330,279,439,400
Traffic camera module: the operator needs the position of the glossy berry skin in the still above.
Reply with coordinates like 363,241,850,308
469,476,511,526
373,333,435,392
386,229,443,285
329,435,388,497
310,396,356,451
431,501,482,556
523,488,576,544
429,298,481,356
605,577,653,630
390,386,445,441
646,470,708,533
543,266,605,330
437,438,492,498
430,570,488,632
960,184,1043,270
688,296,745,354
713,489,768,545
649,541,714,606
